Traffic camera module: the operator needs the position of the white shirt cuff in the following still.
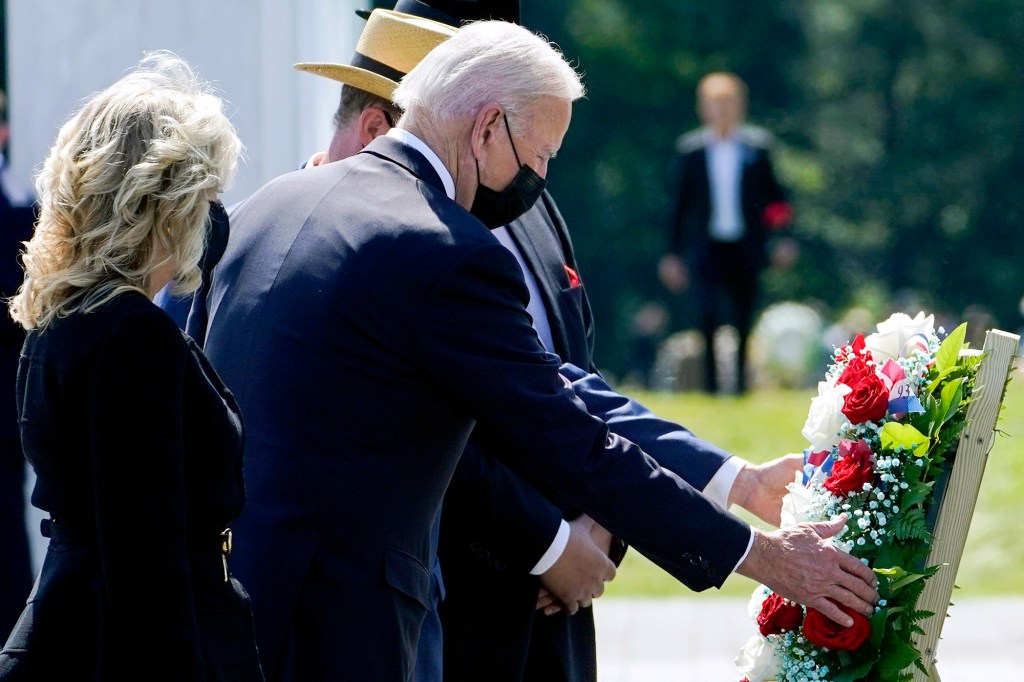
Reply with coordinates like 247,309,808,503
530,519,571,575
732,527,756,574
702,456,747,508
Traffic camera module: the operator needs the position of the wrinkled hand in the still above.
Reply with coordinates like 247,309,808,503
736,515,879,627
729,454,804,527
658,253,689,294
536,515,616,616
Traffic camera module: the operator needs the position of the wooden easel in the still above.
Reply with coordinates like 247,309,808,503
910,329,1019,681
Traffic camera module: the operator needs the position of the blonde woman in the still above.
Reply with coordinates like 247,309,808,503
0,53,262,681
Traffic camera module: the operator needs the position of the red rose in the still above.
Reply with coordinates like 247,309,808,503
757,593,804,636
802,601,871,651
836,355,871,386
823,439,875,497
835,334,870,364
837,358,889,424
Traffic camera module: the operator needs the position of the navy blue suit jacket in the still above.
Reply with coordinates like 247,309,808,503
439,192,737,682
204,135,750,682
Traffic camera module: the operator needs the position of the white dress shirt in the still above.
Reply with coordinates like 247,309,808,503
705,130,745,242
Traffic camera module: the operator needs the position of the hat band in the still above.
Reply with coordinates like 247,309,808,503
350,51,405,84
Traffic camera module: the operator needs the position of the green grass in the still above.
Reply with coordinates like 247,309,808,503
604,372,1024,598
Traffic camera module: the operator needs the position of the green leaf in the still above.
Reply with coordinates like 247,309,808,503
938,377,964,426
900,481,933,509
888,570,930,594
890,507,929,541
933,322,967,373
834,655,878,682
878,640,923,678
922,366,956,397
867,606,891,650
880,422,929,455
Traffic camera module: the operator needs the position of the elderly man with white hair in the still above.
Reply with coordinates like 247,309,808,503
205,20,878,682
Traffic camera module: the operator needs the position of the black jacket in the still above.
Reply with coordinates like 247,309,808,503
0,292,260,681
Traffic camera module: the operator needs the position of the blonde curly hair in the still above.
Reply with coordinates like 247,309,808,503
9,51,242,330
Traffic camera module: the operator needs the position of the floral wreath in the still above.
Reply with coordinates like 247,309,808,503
736,312,981,682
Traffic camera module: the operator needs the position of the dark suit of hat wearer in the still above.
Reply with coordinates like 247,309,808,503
0,293,263,681
439,190,739,681
667,126,790,393
204,134,753,682
0,171,35,643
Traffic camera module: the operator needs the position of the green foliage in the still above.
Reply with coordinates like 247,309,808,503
524,1,1024,373
891,502,928,544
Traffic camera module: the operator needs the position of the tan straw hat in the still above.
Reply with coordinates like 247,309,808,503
293,9,457,101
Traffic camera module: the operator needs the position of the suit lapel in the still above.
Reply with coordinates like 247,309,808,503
506,205,576,362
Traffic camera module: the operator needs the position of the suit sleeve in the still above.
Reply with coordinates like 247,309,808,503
443,437,564,575
416,241,751,590
558,362,732,491
88,309,205,678
666,150,691,255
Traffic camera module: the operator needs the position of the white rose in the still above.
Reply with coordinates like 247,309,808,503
801,380,850,452
735,634,781,682
864,312,935,362
780,480,816,528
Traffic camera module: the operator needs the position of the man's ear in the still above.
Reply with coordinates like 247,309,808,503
357,107,392,148
470,104,504,161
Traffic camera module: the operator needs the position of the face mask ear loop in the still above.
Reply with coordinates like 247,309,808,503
502,113,524,167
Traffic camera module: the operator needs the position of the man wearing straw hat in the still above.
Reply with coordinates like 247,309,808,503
206,14,878,682
289,4,784,681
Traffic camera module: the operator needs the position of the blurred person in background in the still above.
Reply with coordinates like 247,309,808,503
0,53,263,681
659,72,796,395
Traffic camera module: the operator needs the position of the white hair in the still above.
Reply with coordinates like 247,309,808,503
393,20,584,134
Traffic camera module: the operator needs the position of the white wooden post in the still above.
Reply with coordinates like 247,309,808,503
910,329,1019,682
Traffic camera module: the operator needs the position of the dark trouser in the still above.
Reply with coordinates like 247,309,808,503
695,241,759,394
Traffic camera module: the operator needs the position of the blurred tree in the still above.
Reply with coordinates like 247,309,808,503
524,0,1024,374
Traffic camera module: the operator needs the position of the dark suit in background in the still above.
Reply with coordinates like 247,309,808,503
204,135,752,681
667,126,790,393
0,171,35,642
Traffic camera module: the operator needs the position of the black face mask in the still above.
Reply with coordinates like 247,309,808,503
199,200,230,278
470,114,546,229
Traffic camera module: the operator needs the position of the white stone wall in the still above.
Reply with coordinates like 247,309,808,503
7,0,363,205
6,0,365,571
